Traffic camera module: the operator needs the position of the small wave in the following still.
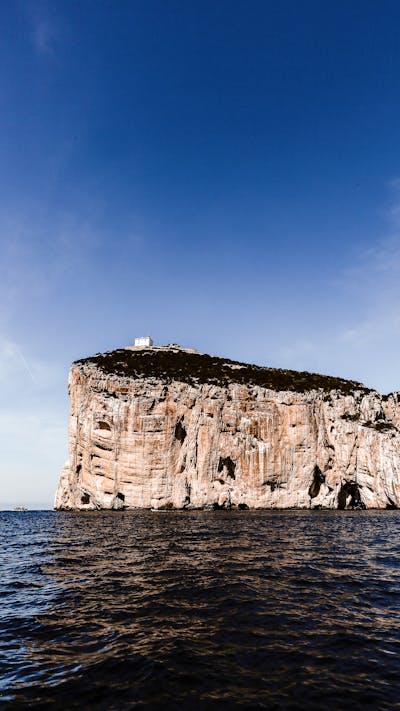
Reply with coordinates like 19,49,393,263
1,510,400,709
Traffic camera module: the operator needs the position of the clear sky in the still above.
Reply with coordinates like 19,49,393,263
2,1,400,507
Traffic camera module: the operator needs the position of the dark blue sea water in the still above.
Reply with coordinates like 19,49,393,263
1,510,400,710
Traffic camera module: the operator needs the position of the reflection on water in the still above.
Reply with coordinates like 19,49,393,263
1,510,400,709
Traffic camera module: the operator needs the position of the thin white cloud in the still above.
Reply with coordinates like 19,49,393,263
0,334,68,506
0,409,67,506
25,3,60,57
0,336,63,388
0,339,32,384
274,179,400,392
33,18,55,54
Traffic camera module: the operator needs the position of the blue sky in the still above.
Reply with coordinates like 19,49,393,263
2,1,400,507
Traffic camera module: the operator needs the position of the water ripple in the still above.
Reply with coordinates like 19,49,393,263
1,510,400,709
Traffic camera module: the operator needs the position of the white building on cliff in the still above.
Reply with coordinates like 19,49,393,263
134,336,153,347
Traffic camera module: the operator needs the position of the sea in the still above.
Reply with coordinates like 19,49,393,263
1,510,400,710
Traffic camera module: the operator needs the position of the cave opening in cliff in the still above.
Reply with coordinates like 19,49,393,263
337,482,366,509
81,493,90,504
218,456,236,479
309,465,325,499
174,419,187,443
98,421,111,431
116,492,125,501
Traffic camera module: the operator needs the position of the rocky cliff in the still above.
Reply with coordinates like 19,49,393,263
54,347,400,510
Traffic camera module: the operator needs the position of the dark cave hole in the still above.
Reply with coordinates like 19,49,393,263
337,482,365,510
309,465,325,499
98,421,111,431
218,456,236,479
174,419,187,443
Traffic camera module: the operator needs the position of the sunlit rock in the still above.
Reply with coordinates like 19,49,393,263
54,345,400,510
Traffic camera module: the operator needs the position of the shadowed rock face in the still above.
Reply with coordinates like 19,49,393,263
54,348,400,510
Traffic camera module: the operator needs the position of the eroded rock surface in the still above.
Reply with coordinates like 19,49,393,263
54,348,400,510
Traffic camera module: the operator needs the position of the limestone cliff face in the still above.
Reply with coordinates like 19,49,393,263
54,348,400,510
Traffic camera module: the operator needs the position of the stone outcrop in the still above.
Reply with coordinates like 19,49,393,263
54,347,400,510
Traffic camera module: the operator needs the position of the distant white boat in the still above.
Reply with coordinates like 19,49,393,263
13,506,28,511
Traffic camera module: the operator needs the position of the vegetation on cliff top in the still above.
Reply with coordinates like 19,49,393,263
75,349,370,395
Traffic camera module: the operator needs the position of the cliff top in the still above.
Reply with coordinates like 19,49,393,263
75,348,370,395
